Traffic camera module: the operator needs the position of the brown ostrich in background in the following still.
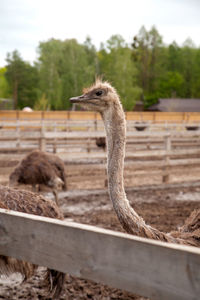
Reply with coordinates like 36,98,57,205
0,185,65,298
70,80,200,247
9,150,67,205
95,137,106,151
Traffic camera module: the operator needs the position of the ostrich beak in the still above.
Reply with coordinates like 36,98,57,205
69,95,87,103
55,177,64,188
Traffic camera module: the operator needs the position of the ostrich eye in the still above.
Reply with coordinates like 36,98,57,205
96,90,103,96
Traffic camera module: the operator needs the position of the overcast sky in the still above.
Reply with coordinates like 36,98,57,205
0,0,200,67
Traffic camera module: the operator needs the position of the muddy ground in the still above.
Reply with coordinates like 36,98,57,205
0,153,200,299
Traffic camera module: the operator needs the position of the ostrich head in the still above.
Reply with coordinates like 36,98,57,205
69,80,122,113
48,176,64,189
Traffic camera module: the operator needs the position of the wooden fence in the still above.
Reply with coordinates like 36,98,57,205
0,208,200,300
1,110,200,123
1,122,200,185
1,114,200,186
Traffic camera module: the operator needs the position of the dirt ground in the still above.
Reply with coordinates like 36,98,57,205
0,154,200,299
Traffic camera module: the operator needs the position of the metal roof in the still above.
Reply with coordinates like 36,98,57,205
148,98,200,112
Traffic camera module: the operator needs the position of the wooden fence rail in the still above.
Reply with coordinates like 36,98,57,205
0,208,200,300
1,110,200,123
1,125,200,184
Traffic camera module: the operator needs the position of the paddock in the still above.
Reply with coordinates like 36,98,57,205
0,111,200,299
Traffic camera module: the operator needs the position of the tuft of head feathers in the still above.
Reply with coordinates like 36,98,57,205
83,79,118,96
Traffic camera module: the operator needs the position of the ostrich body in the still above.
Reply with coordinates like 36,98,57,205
0,184,65,298
9,150,67,204
70,80,200,247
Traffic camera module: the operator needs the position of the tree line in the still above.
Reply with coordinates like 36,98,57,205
1,26,200,111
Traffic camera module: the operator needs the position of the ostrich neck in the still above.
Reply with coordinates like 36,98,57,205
102,104,144,235
102,103,179,243
103,105,126,206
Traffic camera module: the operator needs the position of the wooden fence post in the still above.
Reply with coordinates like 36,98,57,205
39,120,46,151
104,167,108,188
94,113,98,131
162,134,171,183
16,120,21,150
86,138,91,153
86,126,92,152
66,111,71,132
53,121,57,153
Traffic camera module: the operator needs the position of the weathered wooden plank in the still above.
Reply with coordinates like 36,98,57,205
1,111,200,122
72,158,200,169
18,111,42,120
0,209,200,300
1,126,200,138
61,148,200,160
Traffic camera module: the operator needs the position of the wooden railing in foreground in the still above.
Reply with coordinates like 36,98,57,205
0,208,200,300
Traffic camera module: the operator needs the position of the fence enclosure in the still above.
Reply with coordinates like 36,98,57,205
1,111,200,185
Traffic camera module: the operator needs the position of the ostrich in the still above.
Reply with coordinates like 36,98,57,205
0,184,65,298
70,80,200,247
9,150,67,205
95,137,106,151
